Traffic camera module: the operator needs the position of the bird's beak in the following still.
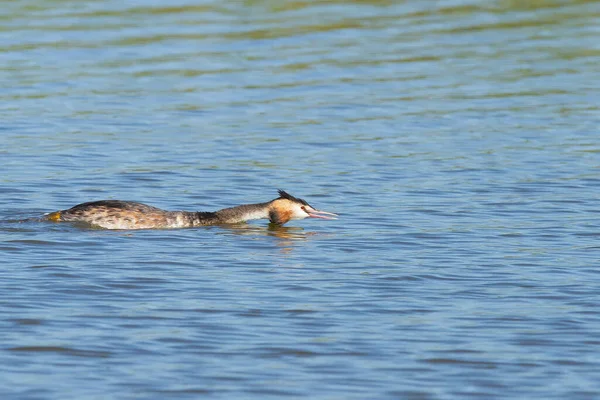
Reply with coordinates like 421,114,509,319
306,207,338,220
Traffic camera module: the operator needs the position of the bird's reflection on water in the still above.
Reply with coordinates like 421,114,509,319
220,223,317,240
215,223,325,253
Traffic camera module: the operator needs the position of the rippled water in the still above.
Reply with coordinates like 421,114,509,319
2,0,600,398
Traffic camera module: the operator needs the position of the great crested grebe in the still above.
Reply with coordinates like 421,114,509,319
45,190,337,230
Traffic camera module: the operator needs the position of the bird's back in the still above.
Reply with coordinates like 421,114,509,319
49,200,174,229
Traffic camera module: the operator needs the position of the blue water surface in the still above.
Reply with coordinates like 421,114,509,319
2,0,600,398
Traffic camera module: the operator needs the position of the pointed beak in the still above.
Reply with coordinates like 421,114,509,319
306,208,338,220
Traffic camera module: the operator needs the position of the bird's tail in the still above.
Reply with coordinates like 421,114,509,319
46,211,62,222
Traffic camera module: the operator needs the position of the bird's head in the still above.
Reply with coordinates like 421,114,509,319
268,190,338,225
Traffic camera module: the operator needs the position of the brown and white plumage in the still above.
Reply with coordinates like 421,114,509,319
46,190,337,230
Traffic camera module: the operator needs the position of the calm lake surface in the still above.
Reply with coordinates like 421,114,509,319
2,0,600,398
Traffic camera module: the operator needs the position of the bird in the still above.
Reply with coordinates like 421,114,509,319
45,190,337,230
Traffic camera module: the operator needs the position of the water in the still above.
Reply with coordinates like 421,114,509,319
2,0,600,398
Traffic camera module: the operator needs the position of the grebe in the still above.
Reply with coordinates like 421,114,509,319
46,190,337,230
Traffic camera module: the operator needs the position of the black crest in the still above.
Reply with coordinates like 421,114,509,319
277,189,310,206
